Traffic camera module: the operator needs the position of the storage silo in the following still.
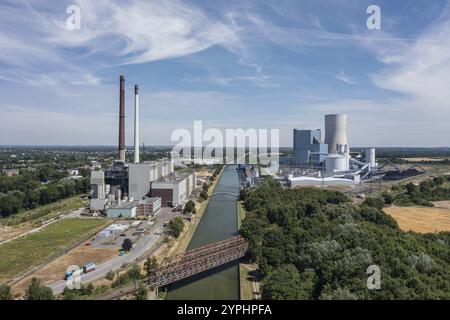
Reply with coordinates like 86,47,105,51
324,114,348,154
325,154,347,172
365,148,376,169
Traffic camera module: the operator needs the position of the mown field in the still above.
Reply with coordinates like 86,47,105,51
384,206,450,233
0,218,108,282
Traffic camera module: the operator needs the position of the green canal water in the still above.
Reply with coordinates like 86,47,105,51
166,165,240,300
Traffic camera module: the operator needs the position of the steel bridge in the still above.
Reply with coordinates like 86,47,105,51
147,236,248,288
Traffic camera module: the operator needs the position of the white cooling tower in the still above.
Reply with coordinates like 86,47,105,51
324,114,348,154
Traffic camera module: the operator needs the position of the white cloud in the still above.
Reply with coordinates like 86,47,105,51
335,71,356,85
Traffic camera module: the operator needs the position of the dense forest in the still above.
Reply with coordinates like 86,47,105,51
239,180,450,299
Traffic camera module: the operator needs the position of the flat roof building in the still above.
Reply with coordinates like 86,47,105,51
151,171,196,207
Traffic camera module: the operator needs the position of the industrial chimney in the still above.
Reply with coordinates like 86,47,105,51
118,75,126,162
134,85,140,164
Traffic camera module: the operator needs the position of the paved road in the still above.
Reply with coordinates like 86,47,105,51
0,208,86,246
48,209,180,294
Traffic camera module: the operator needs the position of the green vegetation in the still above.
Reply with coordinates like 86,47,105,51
105,270,115,281
368,175,450,208
144,256,158,279
1,196,86,226
167,217,184,238
121,238,133,252
0,167,90,218
183,200,195,214
135,283,148,300
240,180,450,300
111,265,143,289
0,218,108,281
26,277,54,300
0,283,12,300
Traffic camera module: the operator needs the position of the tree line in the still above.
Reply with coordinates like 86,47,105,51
0,165,90,218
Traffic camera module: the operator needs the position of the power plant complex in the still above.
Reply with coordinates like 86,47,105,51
285,114,380,187
90,76,197,217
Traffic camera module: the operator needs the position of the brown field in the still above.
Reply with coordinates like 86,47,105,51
384,206,450,233
12,245,118,294
0,224,30,243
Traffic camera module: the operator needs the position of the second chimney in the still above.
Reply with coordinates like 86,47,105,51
134,85,140,164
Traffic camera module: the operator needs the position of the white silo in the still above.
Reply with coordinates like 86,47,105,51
324,114,348,154
325,154,347,172
366,148,376,169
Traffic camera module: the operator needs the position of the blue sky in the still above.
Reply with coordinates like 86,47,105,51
0,0,450,147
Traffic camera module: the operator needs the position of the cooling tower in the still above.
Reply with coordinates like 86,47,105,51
324,114,348,154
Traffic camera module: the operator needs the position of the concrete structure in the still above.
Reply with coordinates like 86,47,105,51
98,224,130,238
118,75,126,162
106,201,139,218
293,129,328,165
128,163,152,200
2,169,19,177
324,114,348,154
151,171,197,207
287,176,358,187
90,170,108,210
366,148,376,170
134,85,140,164
137,197,161,216
325,154,347,172
158,159,174,179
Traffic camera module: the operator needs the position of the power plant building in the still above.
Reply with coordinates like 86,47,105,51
90,75,197,213
293,129,328,165
151,172,197,207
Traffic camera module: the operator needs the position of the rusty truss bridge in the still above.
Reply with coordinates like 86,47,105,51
148,236,248,288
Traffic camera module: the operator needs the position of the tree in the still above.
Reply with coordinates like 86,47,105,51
122,238,133,252
26,277,54,300
0,284,12,300
183,200,195,214
135,283,148,300
200,191,208,200
105,270,115,281
167,217,184,238
144,257,159,279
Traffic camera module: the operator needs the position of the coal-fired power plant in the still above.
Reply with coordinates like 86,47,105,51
134,85,140,164
118,75,126,162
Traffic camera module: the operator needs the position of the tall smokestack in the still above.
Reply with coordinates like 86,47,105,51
119,75,126,162
134,85,140,164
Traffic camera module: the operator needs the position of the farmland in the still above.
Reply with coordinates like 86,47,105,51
384,206,450,233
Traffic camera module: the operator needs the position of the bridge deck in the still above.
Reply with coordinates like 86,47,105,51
148,236,248,287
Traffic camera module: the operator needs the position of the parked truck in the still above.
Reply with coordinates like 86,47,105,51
83,262,96,273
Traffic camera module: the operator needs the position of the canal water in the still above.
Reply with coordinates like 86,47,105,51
166,165,240,300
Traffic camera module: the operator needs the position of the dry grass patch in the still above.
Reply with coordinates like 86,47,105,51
384,206,450,233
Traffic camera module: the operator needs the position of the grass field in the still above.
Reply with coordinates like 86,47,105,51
0,218,108,282
384,206,450,233
1,196,87,227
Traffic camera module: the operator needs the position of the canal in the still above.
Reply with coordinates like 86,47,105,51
166,165,240,300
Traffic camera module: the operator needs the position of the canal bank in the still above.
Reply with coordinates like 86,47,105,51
166,165,241,300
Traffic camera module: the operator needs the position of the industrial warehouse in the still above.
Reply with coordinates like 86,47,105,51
90,76,197,216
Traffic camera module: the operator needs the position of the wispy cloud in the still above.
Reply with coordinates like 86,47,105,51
335,71,357,85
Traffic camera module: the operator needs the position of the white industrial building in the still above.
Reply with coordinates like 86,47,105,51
151,171,197,207
286,114,376,188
